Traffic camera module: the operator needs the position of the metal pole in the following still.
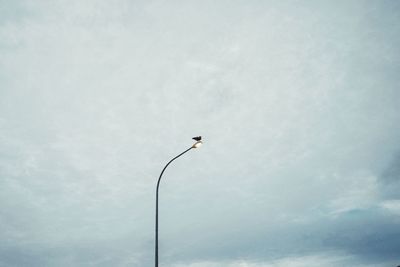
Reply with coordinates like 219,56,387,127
155,147,193,267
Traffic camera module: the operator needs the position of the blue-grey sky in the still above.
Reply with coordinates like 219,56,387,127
1,1,400,266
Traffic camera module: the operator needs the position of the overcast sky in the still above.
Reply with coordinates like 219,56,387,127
1,1,400,266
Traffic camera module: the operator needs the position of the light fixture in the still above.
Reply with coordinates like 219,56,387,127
192,140,203,148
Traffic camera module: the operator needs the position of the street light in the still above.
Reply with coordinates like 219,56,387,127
155,136,202,267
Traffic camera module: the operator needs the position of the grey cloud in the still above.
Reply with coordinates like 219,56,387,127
1,0,400,266
380,152,400,199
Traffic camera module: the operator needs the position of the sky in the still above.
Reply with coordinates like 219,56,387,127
0,0,400,266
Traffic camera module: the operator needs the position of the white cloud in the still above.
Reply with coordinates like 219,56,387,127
380,200,400,216
171,254,391,267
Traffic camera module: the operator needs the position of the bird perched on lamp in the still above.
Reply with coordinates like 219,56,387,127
192,136,202,141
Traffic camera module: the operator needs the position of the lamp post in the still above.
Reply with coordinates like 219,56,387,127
155,137,202,267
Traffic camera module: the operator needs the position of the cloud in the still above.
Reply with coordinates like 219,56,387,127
380,200,400,216
171,253,396,267
0,0,400,266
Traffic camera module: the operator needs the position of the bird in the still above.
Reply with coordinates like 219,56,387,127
192,136,202,141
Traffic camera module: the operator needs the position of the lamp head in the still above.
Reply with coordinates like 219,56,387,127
192,140,203,148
